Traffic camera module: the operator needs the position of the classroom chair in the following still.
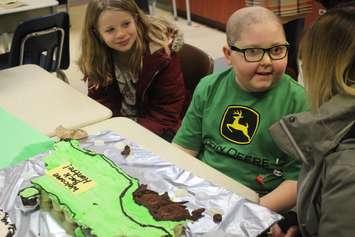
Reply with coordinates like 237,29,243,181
135,0,150,14
177,43,214,112
0,12,70,83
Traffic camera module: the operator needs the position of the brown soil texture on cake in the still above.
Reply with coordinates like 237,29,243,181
133,184,205,221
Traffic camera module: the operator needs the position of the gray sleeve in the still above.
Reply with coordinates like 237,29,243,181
319,149,355,236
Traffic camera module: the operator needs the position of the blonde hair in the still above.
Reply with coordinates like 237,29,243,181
299,6,355,111
78,0,175,86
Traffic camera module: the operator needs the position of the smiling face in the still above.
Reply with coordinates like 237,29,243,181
223,21,287,92
97,9,138,53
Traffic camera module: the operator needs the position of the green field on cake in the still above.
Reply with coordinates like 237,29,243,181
31,141,183,237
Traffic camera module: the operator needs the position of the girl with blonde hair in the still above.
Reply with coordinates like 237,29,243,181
78,0,186,141
270,4,355,237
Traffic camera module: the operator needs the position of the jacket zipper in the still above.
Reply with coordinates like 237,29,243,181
279,119,309,165
279,119,312,232
141,70,160,106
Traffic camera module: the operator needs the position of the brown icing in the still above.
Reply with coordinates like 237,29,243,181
213,213,222,223
121,145,131,157
133,184,205,222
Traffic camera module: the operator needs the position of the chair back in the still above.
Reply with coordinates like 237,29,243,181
177,43,214,100
8,12,70,72
134,0,150,13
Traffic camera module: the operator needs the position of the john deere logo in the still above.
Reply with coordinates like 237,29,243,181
220,106,259,144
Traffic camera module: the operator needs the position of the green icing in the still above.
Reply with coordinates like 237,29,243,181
19,187,40,198
31,141,184,237
74,227,86,237
0,107,53,169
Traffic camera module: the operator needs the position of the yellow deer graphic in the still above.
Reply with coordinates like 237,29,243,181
227,110,251,142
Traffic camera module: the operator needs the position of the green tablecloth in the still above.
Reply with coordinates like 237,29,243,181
0,107,53,169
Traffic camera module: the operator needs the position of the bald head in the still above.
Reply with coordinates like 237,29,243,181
226,6,283,44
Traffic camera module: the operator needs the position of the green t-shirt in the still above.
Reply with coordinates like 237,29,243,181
173,68,308,194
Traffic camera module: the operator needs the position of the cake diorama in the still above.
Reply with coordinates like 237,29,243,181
18,140,204,237
0,209,16,237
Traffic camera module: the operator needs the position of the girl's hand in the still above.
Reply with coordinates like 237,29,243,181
163,45,171,56
88,82,100,90
271,223,299,237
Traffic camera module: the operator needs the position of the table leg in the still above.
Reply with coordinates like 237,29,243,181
150,0,156,15
185,0,191,25
0,33,12,54
50,6,57,13
172,0,178,20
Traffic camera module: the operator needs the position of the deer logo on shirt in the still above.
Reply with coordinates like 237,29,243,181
220,106,259,144
226,110,251,142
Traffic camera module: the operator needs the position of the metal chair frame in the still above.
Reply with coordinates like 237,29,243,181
19,27,64,70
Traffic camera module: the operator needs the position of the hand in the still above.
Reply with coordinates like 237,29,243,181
88,82,100,90
163,45,171,56
271,223,299,237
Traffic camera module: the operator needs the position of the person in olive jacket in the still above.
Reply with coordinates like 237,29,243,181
269,4,355,237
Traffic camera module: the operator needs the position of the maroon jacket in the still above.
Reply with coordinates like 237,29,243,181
88,48,186,140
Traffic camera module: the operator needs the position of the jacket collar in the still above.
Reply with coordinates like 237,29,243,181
269,94,355,165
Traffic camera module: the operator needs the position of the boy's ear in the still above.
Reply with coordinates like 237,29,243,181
223,45,232,65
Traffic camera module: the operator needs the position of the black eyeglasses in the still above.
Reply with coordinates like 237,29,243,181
228,43,290,62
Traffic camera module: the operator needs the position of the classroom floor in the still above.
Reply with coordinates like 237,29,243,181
64,2,227,94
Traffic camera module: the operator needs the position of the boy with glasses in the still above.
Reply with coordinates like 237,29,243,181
173,6,308,213
244,0,313,80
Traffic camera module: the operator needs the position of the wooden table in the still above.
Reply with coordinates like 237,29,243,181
0,64,112,136
83,117,259,202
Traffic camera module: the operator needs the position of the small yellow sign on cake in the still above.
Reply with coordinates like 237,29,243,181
47,163,95,194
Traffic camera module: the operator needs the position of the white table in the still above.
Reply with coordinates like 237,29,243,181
0,64,112,136
0,0,58,15
83,117,259,202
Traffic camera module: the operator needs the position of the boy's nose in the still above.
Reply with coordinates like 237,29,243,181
259,52,272,64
